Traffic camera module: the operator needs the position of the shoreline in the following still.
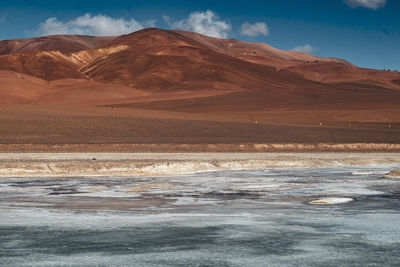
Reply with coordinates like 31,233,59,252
0,152,399,177
0,143,400,152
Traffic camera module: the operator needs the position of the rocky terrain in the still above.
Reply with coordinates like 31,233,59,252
0,28,399,150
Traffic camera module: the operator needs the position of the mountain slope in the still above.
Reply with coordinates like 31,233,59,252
79,31,331,93
0,35,115,55
0,28,398,120
0,51,85,80
174,30,350,68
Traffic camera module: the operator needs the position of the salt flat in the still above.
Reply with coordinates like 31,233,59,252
1,165,400,266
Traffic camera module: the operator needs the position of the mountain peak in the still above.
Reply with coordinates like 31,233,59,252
0,28,399,108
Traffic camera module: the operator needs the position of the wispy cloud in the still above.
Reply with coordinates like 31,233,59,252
291,44,314,53
0,14,7,24
163,10,230,38
240,22,269,37
37,13,155,36
344,0,387,10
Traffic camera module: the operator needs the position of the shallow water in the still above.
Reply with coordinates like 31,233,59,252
1,166,400,266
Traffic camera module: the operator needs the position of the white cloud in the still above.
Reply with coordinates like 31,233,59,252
163,10,230,38
240,22,269,37
344,0,386,10
291,44,314,53
37,13,154,36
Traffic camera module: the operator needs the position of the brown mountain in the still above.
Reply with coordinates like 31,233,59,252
0,28,399,149
0,35,115,55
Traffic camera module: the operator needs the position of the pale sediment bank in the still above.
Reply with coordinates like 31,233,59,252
384,169,400,179
0,152,399,177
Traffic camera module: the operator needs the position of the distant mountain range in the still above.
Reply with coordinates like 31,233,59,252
0,28,399,113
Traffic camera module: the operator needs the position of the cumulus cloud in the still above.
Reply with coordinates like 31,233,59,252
163,10,230,38
291,44,314,53
344,0,387,10
37,13,154,36
240,22,269,37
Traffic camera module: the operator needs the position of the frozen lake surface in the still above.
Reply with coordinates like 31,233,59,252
1,166,400,266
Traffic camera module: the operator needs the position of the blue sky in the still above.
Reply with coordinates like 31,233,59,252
0,0,399,70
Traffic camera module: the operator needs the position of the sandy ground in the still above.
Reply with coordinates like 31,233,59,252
0,106,399,152
1,143,400,153
0,152,399,177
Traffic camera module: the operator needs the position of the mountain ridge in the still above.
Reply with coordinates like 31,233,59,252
0,27,399,115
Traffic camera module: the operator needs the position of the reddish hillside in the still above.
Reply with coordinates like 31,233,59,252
0,28,399,127
0,51,85,80
284,61,400,89
174,30,350,68
0,35,115,55
80,33,329,93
